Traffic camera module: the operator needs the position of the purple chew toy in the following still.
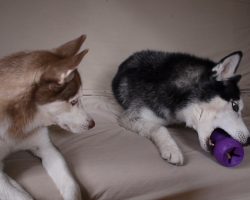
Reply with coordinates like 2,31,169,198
210,128,244,167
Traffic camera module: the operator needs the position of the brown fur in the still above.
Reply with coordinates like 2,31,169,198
35,70,82,104
0,35,87,138
6,87,37,138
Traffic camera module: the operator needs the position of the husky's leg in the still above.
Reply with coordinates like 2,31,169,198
0,161,34,200
119,107,184,165
27,128,81,200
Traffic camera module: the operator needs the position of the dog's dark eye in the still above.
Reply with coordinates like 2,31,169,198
70,99,78,106
232,101,239,112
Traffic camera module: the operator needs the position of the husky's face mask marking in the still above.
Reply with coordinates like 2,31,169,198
213,99,249,143
34,45,95,134
194,52,249,150
194,97,249,151
213,52,249,143
38,95,94,134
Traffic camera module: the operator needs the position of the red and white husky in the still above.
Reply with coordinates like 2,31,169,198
0,35,95,200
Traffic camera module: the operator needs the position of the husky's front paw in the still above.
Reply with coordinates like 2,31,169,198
62,182,82,200
160,145,184,165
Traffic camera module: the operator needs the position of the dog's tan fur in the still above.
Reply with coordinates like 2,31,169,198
0,35,93,200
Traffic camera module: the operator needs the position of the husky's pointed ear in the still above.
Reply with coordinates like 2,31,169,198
54,35,86,57
212,51,242,81
43,49,88,84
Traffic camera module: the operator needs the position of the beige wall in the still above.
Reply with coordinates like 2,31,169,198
0,0,249,93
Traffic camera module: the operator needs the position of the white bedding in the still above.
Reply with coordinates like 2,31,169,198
4,96,250,200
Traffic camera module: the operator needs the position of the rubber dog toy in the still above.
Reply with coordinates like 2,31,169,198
210,128,244,167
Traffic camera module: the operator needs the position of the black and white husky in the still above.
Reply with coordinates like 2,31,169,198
112,50,250,165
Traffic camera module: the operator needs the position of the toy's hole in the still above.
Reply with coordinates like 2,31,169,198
225,147,243,166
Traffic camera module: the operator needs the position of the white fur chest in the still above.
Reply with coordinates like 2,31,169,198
0,118,39,158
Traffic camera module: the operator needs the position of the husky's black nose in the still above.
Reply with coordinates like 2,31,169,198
246,137,250,146
88,119,95,129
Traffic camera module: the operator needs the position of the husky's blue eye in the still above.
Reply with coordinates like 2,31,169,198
232,101,239,112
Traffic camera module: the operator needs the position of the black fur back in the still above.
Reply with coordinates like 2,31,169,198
112,50,241,117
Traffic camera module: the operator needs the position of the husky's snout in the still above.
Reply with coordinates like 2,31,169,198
219,127,250,146
236,130,249,144
217,128,250,146
227,124,249,146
